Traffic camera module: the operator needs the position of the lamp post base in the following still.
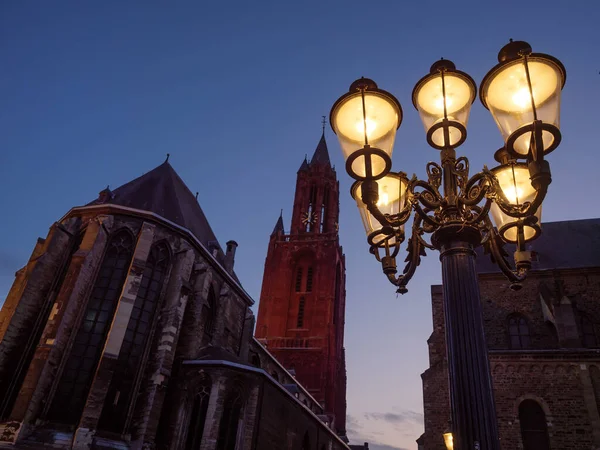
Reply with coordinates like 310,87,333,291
432,224,500,450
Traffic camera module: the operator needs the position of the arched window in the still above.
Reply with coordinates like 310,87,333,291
333,263,342,325
508,314,530,349
47,229,135,424
0,230,84,420
320,186,329,233
185,377,211,450
202,287,217,345
271,371,279,382
295,267,303,292
579,313,597,348
297,297,306,328
98,241,170,433
519,399,550,450
216,385,244,450
306,267,313,292
302,432,310,450
250,352,261,368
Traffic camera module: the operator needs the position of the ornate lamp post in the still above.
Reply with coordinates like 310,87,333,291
329,40,566,450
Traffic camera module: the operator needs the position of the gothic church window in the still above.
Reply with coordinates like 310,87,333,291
519,399,550,450
216,385,244,450
98,241,170,433
508,314,530,349
202,287,218,345
297,297,306,328
579,313,597,348
185,377,211,450
47,229,135,424
0,230,84,420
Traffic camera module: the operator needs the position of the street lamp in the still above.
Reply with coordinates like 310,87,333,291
330,40,565,450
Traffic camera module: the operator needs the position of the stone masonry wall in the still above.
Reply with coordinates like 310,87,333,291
422,269,600,450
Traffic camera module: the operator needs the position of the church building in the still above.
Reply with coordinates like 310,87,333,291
0,137,351,449
255,133,347,439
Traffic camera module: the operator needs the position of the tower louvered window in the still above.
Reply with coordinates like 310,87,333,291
98,242,170,433
306,267,313,292
216,385,244,450
185,377,211,450
295,267,303,292
320,186,329,233
508,314,530,349
297,297,306,328
47,229,134,424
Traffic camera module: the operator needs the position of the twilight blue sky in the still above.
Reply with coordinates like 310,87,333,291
1,2,599,449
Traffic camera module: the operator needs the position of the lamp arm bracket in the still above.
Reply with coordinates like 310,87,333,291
461,167,494,207
384,216,429,294
490,184,548,218
482,218,530,288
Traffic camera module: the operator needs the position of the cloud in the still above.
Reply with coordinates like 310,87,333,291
347,416,410,450
368,445,409,450
364,410,423,425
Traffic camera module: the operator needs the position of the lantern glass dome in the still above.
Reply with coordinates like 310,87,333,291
490,163,541,243
331,79,402,179
351,174,408,247
413,61,476,149
481,44,565,157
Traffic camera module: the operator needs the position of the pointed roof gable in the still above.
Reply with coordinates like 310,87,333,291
310,133,331,166
298,157,309,172
89,161,219,247
271,212,284,236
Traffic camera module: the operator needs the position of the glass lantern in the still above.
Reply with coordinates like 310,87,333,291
481,41,566,158
351,173,408,247
412,59,477,150
330,78,402,180
490,162,541,243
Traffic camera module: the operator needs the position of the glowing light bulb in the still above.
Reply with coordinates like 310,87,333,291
355,117,377,137
504,185,524,203
433,95,453,112
512,87,532,109
377,191,389,207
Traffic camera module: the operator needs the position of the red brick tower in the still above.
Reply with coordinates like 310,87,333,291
255,133,347,438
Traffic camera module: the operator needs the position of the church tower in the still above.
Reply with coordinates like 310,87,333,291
255,132,347,438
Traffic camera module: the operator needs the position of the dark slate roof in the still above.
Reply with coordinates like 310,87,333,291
271,213,284,235
476,218,600,274
310,133,331,166
88,161,220,248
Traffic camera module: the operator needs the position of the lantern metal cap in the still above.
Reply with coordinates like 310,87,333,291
349,77,378,92
498,39,532,62
429,58,456,73
494,147,512,164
